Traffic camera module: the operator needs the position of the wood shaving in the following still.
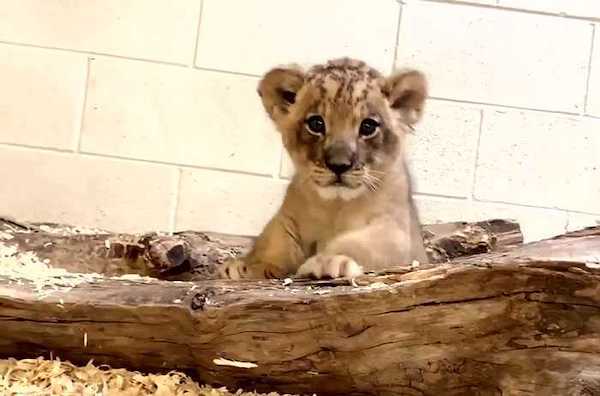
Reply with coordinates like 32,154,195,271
282,278,293,286
0,231,14,240
0,357,294,396
585,261,600,269
117,274,155,283
366,282,389,289
37,224,109,236
213,358,258,369
0,242,103,299
0,242,157,300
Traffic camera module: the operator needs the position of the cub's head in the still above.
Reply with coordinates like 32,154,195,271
258,58,427,200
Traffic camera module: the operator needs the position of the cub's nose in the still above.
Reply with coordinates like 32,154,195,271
325,159,353,176
324,142,357,176
324,144,357,175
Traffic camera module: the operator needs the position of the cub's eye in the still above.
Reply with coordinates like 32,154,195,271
359,118,380,138
305,115,326,136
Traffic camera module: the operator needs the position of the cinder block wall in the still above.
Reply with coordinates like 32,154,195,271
1,0,599,242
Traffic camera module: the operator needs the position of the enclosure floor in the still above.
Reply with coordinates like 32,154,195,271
0,357,294,396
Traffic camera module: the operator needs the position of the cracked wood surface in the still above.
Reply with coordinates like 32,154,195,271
0,218,523,280
0,226,599,395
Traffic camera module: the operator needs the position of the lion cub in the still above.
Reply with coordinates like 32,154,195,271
221,58,428,280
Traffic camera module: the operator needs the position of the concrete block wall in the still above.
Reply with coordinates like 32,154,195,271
0,0,598,242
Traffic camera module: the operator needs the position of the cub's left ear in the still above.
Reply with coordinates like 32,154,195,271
257,65,305,122
383,69,428,125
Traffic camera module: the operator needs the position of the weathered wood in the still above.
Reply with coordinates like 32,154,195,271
0,218,523,280
0,217,254,279
0,226,598,395
423,218,523,262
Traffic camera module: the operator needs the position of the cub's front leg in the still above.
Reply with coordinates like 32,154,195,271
219,214,305,279
297,223,415,279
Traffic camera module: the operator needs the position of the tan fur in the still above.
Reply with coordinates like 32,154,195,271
220,58,429,280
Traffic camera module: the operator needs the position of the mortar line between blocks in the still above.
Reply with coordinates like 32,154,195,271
0,39,263,79
0,142,74,154
414,192,468,201
469,109,484,201
584,23,597,114
0,40,189,68
391,2,404,73
193,65,260,78
472,197,600,217
168,168,183,234
191,0,204,68
77,151,279,179
74,57,92,152
429,96,580,116
0,142,282,180
273,147,284,180
417,0,600,23
418,192,600,216
562,210,571,234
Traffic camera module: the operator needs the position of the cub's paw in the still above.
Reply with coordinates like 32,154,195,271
296,254,363,279
219,258,286,280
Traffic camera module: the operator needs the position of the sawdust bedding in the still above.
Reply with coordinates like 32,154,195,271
0,357,295,396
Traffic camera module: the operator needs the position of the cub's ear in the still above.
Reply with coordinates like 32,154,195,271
258,65,305,121
383,69,428,125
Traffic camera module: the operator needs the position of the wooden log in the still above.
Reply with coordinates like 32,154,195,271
0,226,599,395
0,218,523,280
0,217,254,279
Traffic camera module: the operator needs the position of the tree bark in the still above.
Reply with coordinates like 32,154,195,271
0,218,523,280
0,223,599,395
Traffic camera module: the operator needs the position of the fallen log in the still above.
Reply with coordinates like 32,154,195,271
0,217,523,280
0,225,599,395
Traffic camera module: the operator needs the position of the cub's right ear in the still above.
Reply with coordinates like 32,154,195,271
258,66,305,121
383,69,428,126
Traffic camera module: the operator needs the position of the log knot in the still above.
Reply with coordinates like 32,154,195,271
191,288,217,311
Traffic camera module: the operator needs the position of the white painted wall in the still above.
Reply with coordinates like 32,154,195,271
0,0,598,241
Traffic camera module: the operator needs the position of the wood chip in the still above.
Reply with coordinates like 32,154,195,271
213,358,258,369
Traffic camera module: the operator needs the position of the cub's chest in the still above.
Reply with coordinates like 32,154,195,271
298,205,372,253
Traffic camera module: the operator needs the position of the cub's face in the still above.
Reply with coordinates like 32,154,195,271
258,58,427,200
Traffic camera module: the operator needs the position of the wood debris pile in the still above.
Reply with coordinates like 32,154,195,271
0,238,156,299
0,357,295,396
